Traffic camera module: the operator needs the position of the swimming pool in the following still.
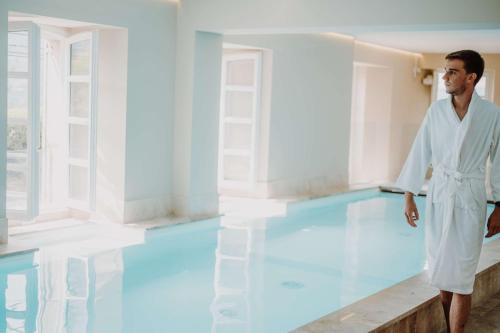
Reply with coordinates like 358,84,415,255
1,190,498,333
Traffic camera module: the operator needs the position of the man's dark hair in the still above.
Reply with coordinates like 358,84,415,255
445,50,485,85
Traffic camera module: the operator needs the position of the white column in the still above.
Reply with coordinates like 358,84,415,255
173,30,223,219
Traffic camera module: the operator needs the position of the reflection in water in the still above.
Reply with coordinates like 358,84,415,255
0,247,124,333
0,253,38,333
38,247,124,333
1,193,494,332
210,216,266,333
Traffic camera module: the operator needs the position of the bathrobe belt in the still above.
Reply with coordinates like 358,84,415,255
431,165,485,263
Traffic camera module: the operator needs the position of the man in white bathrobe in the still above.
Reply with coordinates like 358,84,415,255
396,50,500,333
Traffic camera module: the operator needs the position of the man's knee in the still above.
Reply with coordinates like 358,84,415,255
452,292,472,301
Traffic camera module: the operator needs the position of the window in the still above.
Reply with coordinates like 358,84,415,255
218,52,262,190
66,33,97,210
7,22,40,219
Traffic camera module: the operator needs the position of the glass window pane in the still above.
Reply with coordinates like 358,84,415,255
225,91,253,118
7,192,27,211
69,165,88,201
70,82,90,118
224,156,250,181
7,166,28,211
226,59,255,86
7,124,27,153
8,78,29,120
7,153,27,165
69,124,89,160
7,169,27,192
70,40,91,75
8,78,29,154
224,124,252,150
8,31,28,73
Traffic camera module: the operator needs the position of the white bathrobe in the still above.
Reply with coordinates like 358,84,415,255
396,91,500,294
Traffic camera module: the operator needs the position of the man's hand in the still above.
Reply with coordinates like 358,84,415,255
486,207,500,238
404,192,419,227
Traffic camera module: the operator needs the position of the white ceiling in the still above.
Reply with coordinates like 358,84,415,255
8,11,500,54
352,30,500,54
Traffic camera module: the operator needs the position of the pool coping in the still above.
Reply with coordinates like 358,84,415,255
290,235,500,333
0,244,38,259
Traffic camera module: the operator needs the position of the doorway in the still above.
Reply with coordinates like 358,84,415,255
7,15,98,223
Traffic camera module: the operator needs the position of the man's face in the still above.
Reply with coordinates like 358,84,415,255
442,59,475,96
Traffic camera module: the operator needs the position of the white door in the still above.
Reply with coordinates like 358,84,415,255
7,22,40,220
218,52,262,191
65,33,97,211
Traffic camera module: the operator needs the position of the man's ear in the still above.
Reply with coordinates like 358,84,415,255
469,72,477,84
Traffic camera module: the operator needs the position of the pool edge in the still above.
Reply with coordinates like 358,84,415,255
0,245,39,259
290,237,500,333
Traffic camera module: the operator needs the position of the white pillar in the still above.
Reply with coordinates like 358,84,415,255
173,30,223,219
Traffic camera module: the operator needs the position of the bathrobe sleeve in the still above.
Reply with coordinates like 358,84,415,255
395,108,432,195
489,112,500,202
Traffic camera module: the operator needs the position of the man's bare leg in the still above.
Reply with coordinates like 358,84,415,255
450,292,472,333
440,290,453,333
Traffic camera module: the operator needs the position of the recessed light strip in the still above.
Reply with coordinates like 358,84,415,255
355,40,423,57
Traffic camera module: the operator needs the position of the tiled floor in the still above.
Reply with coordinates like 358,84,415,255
467,290,500,332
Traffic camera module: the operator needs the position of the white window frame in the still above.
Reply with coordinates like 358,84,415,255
7,22,40,221
218,51,262,191
65,32,98,211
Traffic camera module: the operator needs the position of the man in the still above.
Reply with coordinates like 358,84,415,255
396,50,500,333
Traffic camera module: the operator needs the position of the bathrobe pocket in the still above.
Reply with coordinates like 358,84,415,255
455,181,486,211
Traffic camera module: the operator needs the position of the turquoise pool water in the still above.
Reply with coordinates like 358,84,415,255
1,190,498,333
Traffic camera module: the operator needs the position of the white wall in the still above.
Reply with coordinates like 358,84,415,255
224,34,354,198
353,43,430,183
174,0,500,217
220,34,429,198
0,0,177,233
